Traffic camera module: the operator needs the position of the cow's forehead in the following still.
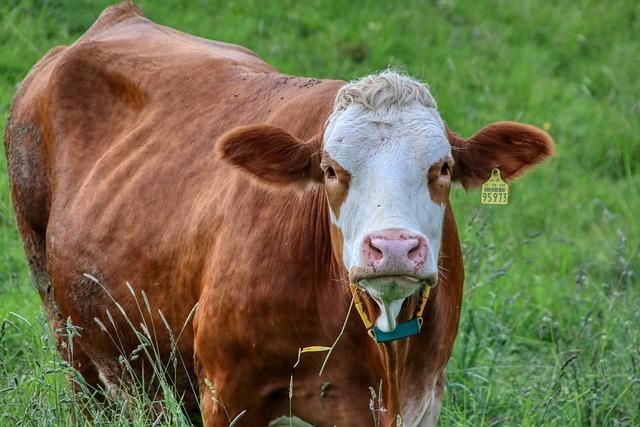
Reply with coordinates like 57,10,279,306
323,103,451,170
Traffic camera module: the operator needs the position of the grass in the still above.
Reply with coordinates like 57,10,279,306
1,0,638,425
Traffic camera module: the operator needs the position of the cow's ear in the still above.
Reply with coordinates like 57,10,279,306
217,124,323,186
447,121,555,189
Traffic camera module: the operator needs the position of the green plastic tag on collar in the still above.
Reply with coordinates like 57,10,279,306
372,318,422,343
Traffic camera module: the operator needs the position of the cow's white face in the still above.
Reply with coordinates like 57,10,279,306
323,96,452,332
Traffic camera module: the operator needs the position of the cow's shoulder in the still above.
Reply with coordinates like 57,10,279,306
75,1,268,68
78,0,143,40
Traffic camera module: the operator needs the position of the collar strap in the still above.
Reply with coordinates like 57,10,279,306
349,283,431,343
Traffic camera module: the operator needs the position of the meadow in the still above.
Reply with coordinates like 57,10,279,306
0,0,638,425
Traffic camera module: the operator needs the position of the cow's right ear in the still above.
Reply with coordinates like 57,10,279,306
216,124,323,186
447,122,555,189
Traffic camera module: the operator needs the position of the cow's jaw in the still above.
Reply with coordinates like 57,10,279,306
323,95,451,333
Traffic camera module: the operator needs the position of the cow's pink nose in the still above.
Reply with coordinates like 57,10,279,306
361,229,428,273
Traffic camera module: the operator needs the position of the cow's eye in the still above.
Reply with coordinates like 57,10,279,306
325,166,337,179
440,162,450,176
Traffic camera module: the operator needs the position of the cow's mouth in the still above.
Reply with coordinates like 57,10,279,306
355,274,436,333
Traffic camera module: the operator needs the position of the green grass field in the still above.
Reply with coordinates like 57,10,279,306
1,0,638,425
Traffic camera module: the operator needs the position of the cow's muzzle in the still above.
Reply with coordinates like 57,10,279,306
359,229,429,276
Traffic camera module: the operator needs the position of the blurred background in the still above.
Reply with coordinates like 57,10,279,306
0,1,638,425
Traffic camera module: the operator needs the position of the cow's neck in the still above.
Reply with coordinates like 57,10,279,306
314,189,432,420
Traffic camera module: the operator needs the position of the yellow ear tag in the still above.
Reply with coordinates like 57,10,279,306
481,169,509,205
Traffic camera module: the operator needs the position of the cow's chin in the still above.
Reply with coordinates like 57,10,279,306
358,275,429,333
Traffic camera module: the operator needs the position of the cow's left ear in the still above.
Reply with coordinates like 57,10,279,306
447,121,555,189
217,124,323,186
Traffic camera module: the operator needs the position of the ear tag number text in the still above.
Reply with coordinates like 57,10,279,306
481,169,509,205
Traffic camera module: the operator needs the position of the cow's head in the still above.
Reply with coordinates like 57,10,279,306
218,71,554,333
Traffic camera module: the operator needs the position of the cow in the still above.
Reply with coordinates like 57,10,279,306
4,2,554,426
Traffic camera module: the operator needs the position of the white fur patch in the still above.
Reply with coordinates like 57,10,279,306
323,71,450,328
403,383,441,427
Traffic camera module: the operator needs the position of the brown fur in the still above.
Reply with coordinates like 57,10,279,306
4,2,553,425
320,152,351,219
428,157,453,205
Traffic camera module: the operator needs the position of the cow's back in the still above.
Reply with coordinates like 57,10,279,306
5,1,341,408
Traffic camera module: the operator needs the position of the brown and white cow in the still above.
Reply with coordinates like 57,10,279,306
4,2,553,426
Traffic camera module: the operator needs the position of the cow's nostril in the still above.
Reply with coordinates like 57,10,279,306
370,241,383,255
408,240,420,254
367,238,384,261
